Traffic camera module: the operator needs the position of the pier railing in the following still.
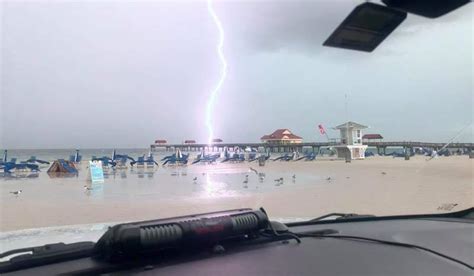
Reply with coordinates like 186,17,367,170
151,141,474,152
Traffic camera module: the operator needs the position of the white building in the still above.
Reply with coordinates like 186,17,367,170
333,121,368,160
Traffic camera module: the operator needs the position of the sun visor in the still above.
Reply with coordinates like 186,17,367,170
382,0,470,18
323,2,407,52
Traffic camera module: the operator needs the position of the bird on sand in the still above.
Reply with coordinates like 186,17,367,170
274,177,284,185
10,190,22,196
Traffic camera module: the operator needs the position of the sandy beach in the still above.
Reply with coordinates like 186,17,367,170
0,156,472,232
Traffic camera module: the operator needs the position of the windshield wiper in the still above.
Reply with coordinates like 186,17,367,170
291,208,474,226
0,242,95,273
309,213,376,221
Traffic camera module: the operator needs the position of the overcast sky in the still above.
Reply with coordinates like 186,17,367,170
0,0,472,149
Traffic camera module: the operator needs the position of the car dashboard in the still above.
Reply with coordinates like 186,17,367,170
4,213,473,275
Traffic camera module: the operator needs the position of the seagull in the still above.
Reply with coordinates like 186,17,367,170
243,179,249,184
381,172,387,175
249,167,258,175
292,174,296,179
10,190,22,196
437,203,458,211
193,177,198,182
326,177,332,182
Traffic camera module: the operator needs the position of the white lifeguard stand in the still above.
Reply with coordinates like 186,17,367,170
333,121,368,160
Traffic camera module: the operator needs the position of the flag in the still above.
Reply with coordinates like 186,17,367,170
318,124,326,135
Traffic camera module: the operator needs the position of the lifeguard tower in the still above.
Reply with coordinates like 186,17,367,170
333,121,368,160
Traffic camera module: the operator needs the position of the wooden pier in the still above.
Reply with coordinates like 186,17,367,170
151,141,474,153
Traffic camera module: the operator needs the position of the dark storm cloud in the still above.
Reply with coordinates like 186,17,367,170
216,0,351,53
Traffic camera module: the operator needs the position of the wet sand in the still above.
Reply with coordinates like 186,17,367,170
0,156,472,232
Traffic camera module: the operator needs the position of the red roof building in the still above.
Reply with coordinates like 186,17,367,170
261,129,303,144
362,134,383,141
154,139,167,144
184,140,196,144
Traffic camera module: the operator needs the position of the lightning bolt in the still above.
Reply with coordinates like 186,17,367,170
206,0,227,145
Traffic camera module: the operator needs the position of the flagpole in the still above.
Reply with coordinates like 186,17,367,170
345,94,349,145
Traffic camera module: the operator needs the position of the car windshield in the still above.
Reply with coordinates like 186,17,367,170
0,0,472,243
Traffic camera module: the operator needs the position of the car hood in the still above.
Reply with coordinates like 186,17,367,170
0,223,112,253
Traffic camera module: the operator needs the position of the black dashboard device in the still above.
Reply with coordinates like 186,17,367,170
95,208,269,260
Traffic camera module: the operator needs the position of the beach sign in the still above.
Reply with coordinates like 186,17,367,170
89,160,104,183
